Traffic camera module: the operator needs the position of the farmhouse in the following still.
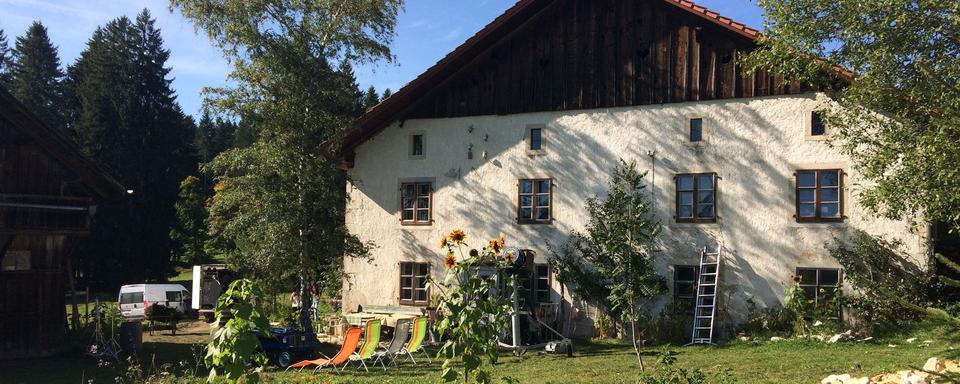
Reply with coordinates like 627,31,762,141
339,0,928,338
0,86,125,358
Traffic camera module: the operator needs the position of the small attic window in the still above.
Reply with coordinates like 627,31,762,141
811,111,826,136
411,134,424,157
689,118,703,142
530,128,542,150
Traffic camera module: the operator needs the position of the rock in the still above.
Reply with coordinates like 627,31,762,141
871,373,900,384
922,357,945,373
907,337,918,343
814,320,824,327
739,336,750,342
770,336,784,342
945,360,960,373
888,344,898,348
828,333,846,343
821,374,838,384
835,374,851,382
846,377,869,384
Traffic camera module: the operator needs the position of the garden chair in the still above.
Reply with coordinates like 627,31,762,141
286,326,362,373
372,318,411,367
348,318,385,372
401,316,432,365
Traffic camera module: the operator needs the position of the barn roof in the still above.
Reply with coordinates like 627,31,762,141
0,86,126,200
340,0,766,153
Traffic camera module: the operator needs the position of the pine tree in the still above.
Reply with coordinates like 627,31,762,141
10,21,67,130
382,88,392,100
361,85,380,111
0,29,11,86
70,10,196,288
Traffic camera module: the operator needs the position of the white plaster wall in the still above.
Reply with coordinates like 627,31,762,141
342,93,927,337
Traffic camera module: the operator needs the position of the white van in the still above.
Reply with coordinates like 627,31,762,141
118,284,190,318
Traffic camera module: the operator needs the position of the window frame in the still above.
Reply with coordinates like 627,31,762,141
399,262,430,306
1,250,31,272
795,267,843,318
517,178,553,224
689,117,704,142
810,111,826,136
399,182,433,226
794,169,844,223
673,265,700,301
534,264,551,304
675,173,717,223
409,132,425,158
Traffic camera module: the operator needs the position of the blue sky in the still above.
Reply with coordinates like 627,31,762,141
0,0,764,118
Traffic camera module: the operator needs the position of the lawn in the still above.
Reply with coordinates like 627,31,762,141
0,321,956,384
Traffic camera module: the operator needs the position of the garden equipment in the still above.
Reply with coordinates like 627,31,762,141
253,327,317,369
688,246,723,345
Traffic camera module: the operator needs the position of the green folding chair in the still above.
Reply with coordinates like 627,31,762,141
401,316,432,365
349,318,385,372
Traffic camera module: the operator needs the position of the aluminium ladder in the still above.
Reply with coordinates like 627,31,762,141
689,246,722,345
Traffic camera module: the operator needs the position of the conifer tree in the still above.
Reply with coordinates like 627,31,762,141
361,84,380,111
0,29,11,86
10,22,67,130
382,88,392,100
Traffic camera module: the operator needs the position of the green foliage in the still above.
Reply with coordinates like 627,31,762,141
170,176,211,265
639,348,736,384
549,160,665,368
361,84,380,111
646,300,695,344
744,0,960,230
783,281,811,337
433,231,514,383
8,21,67,130
68,10,196,289
172,0,401,332
829,230,933,332
741,304,797,338
0,29,11,86
205,279,271,384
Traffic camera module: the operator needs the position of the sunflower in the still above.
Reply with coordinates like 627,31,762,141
489,238,504,254
448,228,467,245
444,253,457,269
792,275,802,284
505,251,514,264
498,233,506,248
439,235,448,249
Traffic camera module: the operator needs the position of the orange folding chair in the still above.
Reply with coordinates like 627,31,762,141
286,326,362,373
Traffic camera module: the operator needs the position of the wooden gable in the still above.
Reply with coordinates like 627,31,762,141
341,0,830,155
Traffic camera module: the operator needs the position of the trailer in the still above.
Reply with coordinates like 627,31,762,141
191,264,233,322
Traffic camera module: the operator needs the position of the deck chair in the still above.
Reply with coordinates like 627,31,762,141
286,326,362,373
401,316,432,365
373,318,411,367
349,318,384,372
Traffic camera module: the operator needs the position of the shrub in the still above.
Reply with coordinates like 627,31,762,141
205,279,271,384
829,230,934,333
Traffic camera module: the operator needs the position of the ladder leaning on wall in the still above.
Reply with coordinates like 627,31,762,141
688,246,722,345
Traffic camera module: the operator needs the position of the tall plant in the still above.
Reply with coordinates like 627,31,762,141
549,160,665,369
172,0,402,333
432,229,514,384
205,279,271,384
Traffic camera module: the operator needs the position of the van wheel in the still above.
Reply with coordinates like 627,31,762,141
276,352,293,369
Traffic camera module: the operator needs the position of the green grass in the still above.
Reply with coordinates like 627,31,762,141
1,322,956,384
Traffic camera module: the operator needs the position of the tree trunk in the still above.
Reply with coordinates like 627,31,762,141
65,255,80,331
297,156,314,335
631,319,644,371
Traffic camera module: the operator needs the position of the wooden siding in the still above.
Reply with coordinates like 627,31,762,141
402,0,809,121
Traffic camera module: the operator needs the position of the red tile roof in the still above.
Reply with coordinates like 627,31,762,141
664,0,759,38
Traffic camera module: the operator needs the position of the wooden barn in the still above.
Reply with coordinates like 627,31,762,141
0,86,125,359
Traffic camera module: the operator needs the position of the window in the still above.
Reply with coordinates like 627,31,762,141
529,128,543,150
401,182,432,225
796,267,841,317
1,250,30,271
120,292,144,304
400,263,430,305
534,264,550,303
810,111,825,136
674,265,700,301
411,134,424,157
676,173,716,222
518,179,551,223
165,291,182,303
689,118,703,142
795,170,843,222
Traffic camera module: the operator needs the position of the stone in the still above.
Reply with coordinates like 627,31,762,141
828,333,845,343
846,377,869,384
770,336,784,342
907,337,918,343
739,336,750,342
888,344,898,348
821,374,838,384
922,357,945,373
945,360,960,373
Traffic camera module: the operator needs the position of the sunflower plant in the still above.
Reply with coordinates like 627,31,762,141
430,229,514,384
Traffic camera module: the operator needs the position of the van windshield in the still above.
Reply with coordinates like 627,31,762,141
121,292,144,304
